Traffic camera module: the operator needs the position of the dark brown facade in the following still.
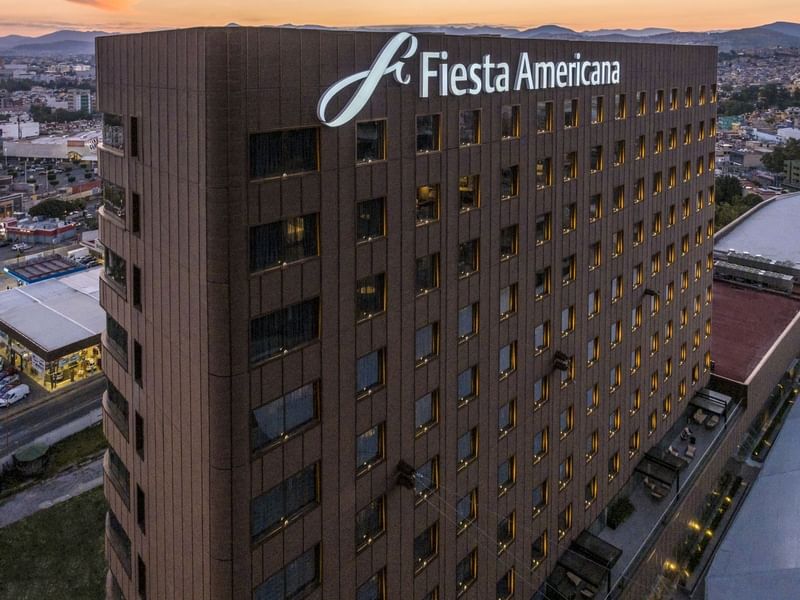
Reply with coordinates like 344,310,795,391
96,28,716,600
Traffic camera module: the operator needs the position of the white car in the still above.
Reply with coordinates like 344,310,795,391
11,242,31,252
0,384,30,407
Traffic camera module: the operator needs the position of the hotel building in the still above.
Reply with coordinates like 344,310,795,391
96,28,717,600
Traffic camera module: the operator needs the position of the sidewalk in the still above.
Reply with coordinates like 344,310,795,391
0,456,103,528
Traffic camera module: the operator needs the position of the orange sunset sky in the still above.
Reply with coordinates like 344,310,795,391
1,0,799,37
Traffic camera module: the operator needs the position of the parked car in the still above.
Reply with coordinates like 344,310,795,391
0,373,19,387
11,242,31,252
0,384,30,407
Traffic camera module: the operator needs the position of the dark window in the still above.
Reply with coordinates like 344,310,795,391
356,423,384,473
249,214,318,271
107,509,131,575
536,157,552,188
102,113,124,151
415,254,439,294
458,366,478,403
133,341,142,386
131,192,140,235
457,303,478,340
130,117,139,158
537,101,553,132
459,110,480,145
136,485,145,534
497,512,515,552
356,120,385,162
106,380,129,439
106,314,128,365
356,497,385,549
135,412,144,460
455,549,478,594
416,184,440,224
564,98,579,127
356,571,385,600
356,349,385,395
251,464,318,539
500,166,518,199
250,298,319,363
459,175,480,210
497,570,514,599
417,114,440,152
251,382,318,451
415,457,439,498
356,197,385,242
137,556,146,599
456,489,477,530
355,273,386,321
500,284,517,317
249,128,318,179
498,400,515,435
415,390,438,434
107,447,130,506
102,181,126,221
458,240,479,277
414,523,438,569
501,105,520,138
254,545,320,600
457,428,478,467
500,225,518,259
132,266,141,310
415,323,439,364
498,456,515,493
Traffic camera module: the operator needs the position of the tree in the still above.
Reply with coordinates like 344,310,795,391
762,139,800,173
28,198,74,219
715,175,742,204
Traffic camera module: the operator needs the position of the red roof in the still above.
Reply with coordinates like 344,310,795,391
712,281,800,383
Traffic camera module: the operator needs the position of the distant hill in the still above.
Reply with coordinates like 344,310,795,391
0,30,109,55
763,21,800,37
3,40,96,55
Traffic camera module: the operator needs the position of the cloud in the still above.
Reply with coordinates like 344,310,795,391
64,0,132,10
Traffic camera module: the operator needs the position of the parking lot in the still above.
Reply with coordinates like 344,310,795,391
0,158,98,193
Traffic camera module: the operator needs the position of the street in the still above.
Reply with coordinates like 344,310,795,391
0,377,104,459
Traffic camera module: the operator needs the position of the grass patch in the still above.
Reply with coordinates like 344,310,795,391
1,424,107,500
0,486,107,600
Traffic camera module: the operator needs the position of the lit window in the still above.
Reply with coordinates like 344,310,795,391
630,346,641,373
629,430,640,458
459,175,480,211
586,429,599,461
558,504,573,539
630,388,641,415
355,273,386,321
537,157,553,188
608,407,620,437
608,452,620,481
655,89,665,112
637,90,647,116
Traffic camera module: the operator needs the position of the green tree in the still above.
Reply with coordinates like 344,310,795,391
762,139,800,173
716,175,743,204
28,198,73,219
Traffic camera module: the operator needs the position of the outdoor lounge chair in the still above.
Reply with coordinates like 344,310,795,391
685,444,696,459
705,414,720,429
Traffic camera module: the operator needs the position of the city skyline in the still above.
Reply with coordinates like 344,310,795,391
1,0,799,36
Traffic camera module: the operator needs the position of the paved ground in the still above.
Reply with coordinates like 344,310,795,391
0,456,103,528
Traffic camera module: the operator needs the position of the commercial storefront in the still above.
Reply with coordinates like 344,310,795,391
0,267,103,392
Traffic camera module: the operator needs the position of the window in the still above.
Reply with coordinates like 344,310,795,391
669,166,677,189
458,303,479,340
500,165,518,199
535,213,552,244
498,456,516,494
457,428,478,469
608,451,620,481
356,424,384,474
499,342,517,377
132,266,141,310
590,145,603,172
533,427,548,463
135,412,144,459
630,388,641,415
416,114,440,152
415,323,439,365
610,364,621,392
357,571,385,600
533,376,549,409
585,477,598,509
591,96,604,123
636,90,647,116
250,298,319,363
458,109,480,145
610,320,622,347
251,464,318,539
355,197,385,242
414,523,438,571
498,399,516,436
457,489,478,532
459,175,480,210
102,181,126,221
104,247,127,291
535,268,551,299
615,93,627,119
649,409,658,435
251,382,318,451
355,274,386,321
589,193,602,221
590,241,602,269
586,430,599,461
609,407,621,437
698,123,706,142
684,124,693,146
500,283,517,317
665,319,674,342
497,569,515,600
563,202,577,233
356,120,385,162
611,275,623,302
458,366,479,404
531,530,548,569
631,304,642,330
106,381,129,440
614,140,625,166
415,457,439,499
669,127,678,150
356,349,385,396
129,116,139,157
458,240,479,277
501,105,520,138
559,456,573,489
355,497,385,550
685,86,693,108
497,512,515,553
637,136,646,161
587,338,599,367
415,254,439,294
655,89,665,112
711,84,718,103
500,225,518,260
562,254,576,285
670,87,679,110
561,306,575,335
131,192,141,235
536,157,553,188
654,130,664,154
558,504,573,539
250,128,318,179
651,252,661,276
631,346,641,373
653,171,663,196
560,355,575,387
415,391,439,435
108,447,130,506
136,485,145,533
699,84,707,105
455,549,478,595
102,113,124,151
663,392,673,418
106,314,129,364
633,263,644,288
559,405,574,438
612,230,623,256
563,151,577,182
564,98,578,128
633,220,644,246
537,101,554,132
588,289,600,318
416,184,440,224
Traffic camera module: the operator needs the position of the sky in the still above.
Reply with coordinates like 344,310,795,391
1,0,799,37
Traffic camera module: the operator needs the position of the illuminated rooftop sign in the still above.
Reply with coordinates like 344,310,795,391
318,32,621,127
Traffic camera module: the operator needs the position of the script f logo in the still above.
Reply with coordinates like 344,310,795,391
317,32,418,128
